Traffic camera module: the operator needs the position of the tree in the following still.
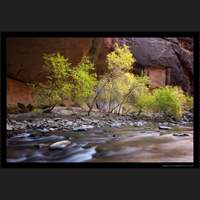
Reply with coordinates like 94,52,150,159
107,43,135,72
108,74,150,114
87,43,136,115
71,56,97,106
31,53,72,112
31,54,97,113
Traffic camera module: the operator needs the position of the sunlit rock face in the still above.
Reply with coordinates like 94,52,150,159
6,37,193,108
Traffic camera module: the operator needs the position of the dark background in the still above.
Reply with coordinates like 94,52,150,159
0,0,199,199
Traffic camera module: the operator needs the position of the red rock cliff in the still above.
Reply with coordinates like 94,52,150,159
7,38,110,108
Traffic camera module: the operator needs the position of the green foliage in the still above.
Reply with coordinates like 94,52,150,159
31,53,72,109
152,86,187,118
184,95,193,111
135,93,155,115
71,56,97,105
30,47,193,119
107,43,135,73
97,72,150,113
31,53,97,111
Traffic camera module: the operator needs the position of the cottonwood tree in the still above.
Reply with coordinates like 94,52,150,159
31,53,72,112
87,43,135,115
31,53,97,113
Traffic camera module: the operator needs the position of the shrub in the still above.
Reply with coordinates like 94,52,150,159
184,95,193,111
152,86,187,118
135,93,155,116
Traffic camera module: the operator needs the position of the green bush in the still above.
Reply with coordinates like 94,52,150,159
152,86,188,118
135,93,155,116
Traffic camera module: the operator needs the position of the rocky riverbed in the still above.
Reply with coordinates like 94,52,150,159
6,107,193,163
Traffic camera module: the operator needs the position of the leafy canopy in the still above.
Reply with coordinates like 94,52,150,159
31,53,72,108
107,43,135,73
71,56,97,105
31,53,97,110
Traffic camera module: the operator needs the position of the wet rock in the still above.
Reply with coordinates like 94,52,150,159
134,121,144,127
7,124,13,130
159,126,172,130
92,119,99,124
49,140,71,150
173,133,190,137
12,133,31,138
17,102,27,112
128,122,134,126
160,122,169,126
54,118,62,121
112,134,117,137
39,128,49,133
111,122,121,128
65,121,73,126
73,125,94,131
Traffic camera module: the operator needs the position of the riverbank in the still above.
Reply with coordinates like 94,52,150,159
7,106,193,137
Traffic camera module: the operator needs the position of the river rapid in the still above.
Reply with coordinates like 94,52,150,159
7,123,193,163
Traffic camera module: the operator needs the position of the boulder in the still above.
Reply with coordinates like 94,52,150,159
111,122,122,128
49,140,71,150
116,37,193,94
73,125,94,131
159,125,172,130
173,133,190,137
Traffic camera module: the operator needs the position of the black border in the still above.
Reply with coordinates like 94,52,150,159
1,32,199,168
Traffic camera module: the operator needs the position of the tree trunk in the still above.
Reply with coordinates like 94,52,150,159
43,103,57,113
117,104,122,115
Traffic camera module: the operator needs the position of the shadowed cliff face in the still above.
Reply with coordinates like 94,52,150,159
6,37,193,108
7,37,111,107
116,37,194,94
7,38,106,82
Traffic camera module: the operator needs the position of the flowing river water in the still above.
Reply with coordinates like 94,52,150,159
7,124,193,163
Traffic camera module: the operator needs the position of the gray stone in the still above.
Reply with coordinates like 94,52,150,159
65,121,73,126
134,121,144,127
13,133,31,138
73,125,94,131
40,128,49,133
128,122,134,126
159,126,172,130
173,133,190,137
7,124,13,130
49,140,71,150
111,122,122,128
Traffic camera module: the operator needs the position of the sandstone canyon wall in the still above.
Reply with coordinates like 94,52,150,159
6,37,193,109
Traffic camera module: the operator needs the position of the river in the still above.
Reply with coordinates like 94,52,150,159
7,124,193,163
